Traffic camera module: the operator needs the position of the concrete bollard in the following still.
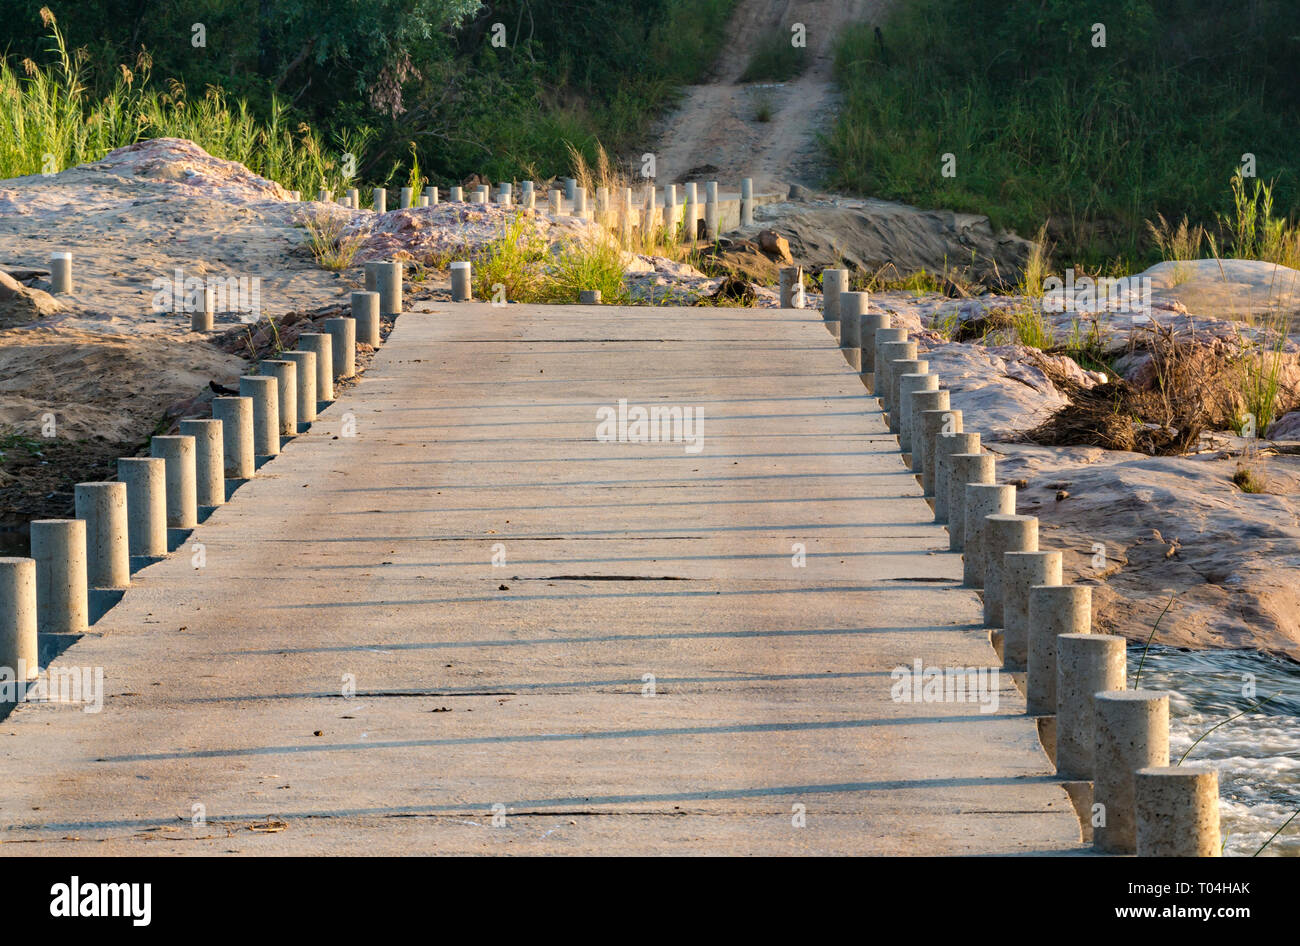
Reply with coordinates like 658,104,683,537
240,375,280,457
594,185,607,219
117,457,167,558
0,558,38,679
374,261,402,316
858,312,888,385
74,482,129,589
261,360,298,438
425,186,439,206
574,185,588,218
347,188,359,208
318,188,332,203
451,262,472,302
917,407,956,497
741,178,754,226
49,252,72,294
1135,767,1221,857
419,196,430,208
837,285,863,365
1055,633,1126,779
871,329,907,402
887,352,923,428
948,452,994,550
521,181,534,210
297,334,333,403
179,419,225,508
373,188,387,214
191,285,215,332
778,267,804,309
151,435,198,530
704,198,719,241
30,519,88,634
324,317,356,380
565,178,577,202
662,184,677,233
549,189,564,216
212,397,254,478
352,291,381,346
363,260,379,293
281,351,317,430
476,184,490,204
450,186,464,202
1000,549,1061,670
401,187,413,209
1027,584,1091,717
932,424,974,522
1094,690,1171,854
962,483,1015,586
684,183,699,240
579,290,602,304
878,341,917,417
982,513,1037,626
906,390,948,472
897,373,937,454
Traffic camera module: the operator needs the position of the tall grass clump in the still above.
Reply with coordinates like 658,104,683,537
301,211,365,271
739,30,807,82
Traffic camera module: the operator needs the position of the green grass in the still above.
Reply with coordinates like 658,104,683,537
827,0,1300,269
739,30,808,83
472,214,630,305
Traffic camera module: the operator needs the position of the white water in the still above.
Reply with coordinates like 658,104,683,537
1128,645,1300,857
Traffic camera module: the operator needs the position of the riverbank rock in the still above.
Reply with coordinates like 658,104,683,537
0,270,60,327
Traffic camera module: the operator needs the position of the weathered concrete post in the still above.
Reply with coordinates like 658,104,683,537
549,189,564,216
1026,584,1091,717
870,327,906,402
318,188,332,203
372,188,387,214
1094,690,1170,854
856,311,886,380
179,419,225,508
982,513,1038,626
906,389,947,470
74,482,129,589
240,375,280,457
662,184,677,234
352,291,381,346
889,354,925,429
1055,633,1126,779
574,185,588,218
579,290,602,304
837,285,864,366
897,373,937,454
451,261,472,302
704,180,719,241
450,186,464,203
1001,549,1061,670
400,187,413,209
0,557,37,679
521,181,535,210
778,267,803,308
374,261,402,316
932,426,975,522
918,408,957,497
30,519,88,634
594,185,608,221
324,317,356,380
151,435,198,529
117,457,167,558
212,396,254,477
191,284,215,332
425,186,440,206
741,178,754,226
823,272,848,332
565,178,577,203
683,183,699,240
947,452,994,550
281,351,317,430
878,341,917,417
346,188,359,208
1135,767,1221,857
962,483,1015,586
297,334,333,403
49,252,72,294
261,360,298,438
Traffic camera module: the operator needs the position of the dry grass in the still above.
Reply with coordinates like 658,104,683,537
301,211,364,271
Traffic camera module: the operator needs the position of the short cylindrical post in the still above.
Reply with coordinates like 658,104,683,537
906,388,947,467
0,558,38,680
374,261,402,316
704,197,719,241
240,375,280,457
372,188,387,214
352,291,381,346
579,290,602,304
962,483,1015,586
74,482,129,589
932,426,975,522
549,189,564,216
212,397,254,478
262,360,298,438
574,185,588,218
299,334,334,403
450,186,464,202
896,373,937,454
662,184,677,233
824,269,848,329
872,328,907,404
151,435,197,530
858,312,887,384
179,419,225,508
778,267,804,309
885,347,921,426
917,408,956,497
1000,550,1061,670
948,452,994,550
1135,767,1221,857
878,341,917,416
346,188,359,208
1055,633,1126,779
281,352,317,429
191,284,215,332
521,181,535,210
400,187,413,209
325,317,356,380
684,183,699,240
837,285,864,367
30,519,87,634
425,185,439,206
318,188,332,203
117,457,167,558
982,513,1037,626
565,178,577,202
49,252,72,294
741,178,754,226
451,262,472,302
1094,690,1171,854
1027,584,1091,717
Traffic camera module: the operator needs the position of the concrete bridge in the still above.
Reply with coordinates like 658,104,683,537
0,300,1089,854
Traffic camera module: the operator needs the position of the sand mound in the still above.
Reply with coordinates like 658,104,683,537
0,270,60,327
